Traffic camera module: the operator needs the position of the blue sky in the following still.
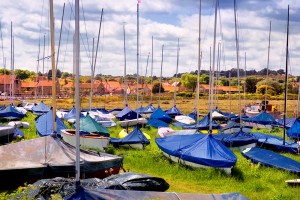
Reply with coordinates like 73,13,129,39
0,0,299,77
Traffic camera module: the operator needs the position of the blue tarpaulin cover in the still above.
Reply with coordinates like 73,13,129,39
252,132,299,154
116,106,142,121
242,111,277,125
148,118,169,128
156,134,237,168
150,106,172,123
213,130,257,148
188,108,198,121
110,126,150,147
286,118,300,139
32,101,50,115
0,104,25,119
65,187,248,200
183,113,220,130
135,103,156,114
241,147,300,173
276,118,296,128
35,109,66,136
165,105,183,117
64,106,77,120
74,114,109,137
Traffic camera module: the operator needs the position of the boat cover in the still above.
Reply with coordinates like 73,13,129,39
0,135,123,189
65,187,248,200
188,108,198,121
221,121,253,133
183,113,220,130
0,104,25,119
252,132,299,154
165,105,183,117
32,101,50,115
242,111,277,125
35,109,67,136
286,118,300,139
110,126,150,147
74,114,109,137
64,106,83,120
241,147,300,173
213,131,257,148
116,106,142,121
150,106,172,123
276,118,296,128
156,134,237,168
135,103,156,114
21,172,170,199
148,118,169,128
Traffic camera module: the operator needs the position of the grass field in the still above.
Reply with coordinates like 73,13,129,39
1,96,300,199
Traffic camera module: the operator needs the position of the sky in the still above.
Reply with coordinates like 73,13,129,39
0,0,300,77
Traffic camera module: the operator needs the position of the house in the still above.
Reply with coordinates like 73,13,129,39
0,74,22,96
20,81,37,96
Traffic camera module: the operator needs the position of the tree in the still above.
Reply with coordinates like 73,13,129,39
256,85,276,95
0,68,10,75
152,82,164,94
47,69,62,80
256,79,282,95
181,73,198,92
199,74,209,84
245,76,260,93
15,69,35,80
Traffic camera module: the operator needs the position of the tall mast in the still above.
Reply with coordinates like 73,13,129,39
158,45,164,107
10,22,13,105
195,0,201,127
209,0,218,132
136,1,140,110
74,0,81,186
173,38,180,106
283,5,289,145
150,36,154,103
234,0,241,127
265,21,271,106
89,38,94,111
49,0,57,134
123,23,128,106
244,52,246,113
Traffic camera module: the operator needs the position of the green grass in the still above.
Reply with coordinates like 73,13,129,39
1,98,300,199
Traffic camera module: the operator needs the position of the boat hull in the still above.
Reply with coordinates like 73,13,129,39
119,118,147,127
0,136,123,189
61,129,110,151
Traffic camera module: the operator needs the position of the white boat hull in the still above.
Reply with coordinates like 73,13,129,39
162,152,232,174
61,129,110,151
119,118,147,127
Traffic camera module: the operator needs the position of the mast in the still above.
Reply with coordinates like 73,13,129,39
158,45,164,107
283,5,289,145
234,0,241,127
265,21,271,107
173,38,180,106
89,38,94,111
10,21,13,105
209,0,218,132
142,53,150,106
74,0,81,186
195,0,201,127
123,23,128,106
244,52,246,114
150,36,154,103
136,1,140,111
49,0,57,134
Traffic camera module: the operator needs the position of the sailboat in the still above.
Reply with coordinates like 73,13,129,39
0,1,123,190
156,0,237,174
